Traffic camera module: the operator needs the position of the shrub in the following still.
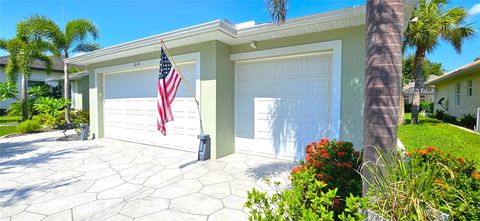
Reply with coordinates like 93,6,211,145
459,114,476,130
0,108,6,116
245,169,368,221
34,97,70,128
434,110,445,120
72,110,89,125
293,139,362,199
433,110,457,124
7,99,36,119
362,147,450,220
419,101,433,113
405,102,412,113
409,147,480,220
245,138,366,220
28,85,53,99
16,120,41,133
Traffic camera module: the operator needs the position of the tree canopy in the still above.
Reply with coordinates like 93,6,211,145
402,55,444,85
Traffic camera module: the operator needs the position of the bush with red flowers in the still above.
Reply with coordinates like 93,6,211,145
408,147,480,221
291,138,362,202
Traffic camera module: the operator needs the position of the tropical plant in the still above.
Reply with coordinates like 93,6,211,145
245,170,368,221
16,119,41,133
0,82,19,101
361,147,452,221
34,97,70,127
402,55,444,85
7,99,36,119
0,19,55,121
408,147,479,221
28,85,54,99
404,0,475,124
20,15,100,124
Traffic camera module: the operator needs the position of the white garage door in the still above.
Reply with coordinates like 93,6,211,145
235,54,333,160
104,63,199,152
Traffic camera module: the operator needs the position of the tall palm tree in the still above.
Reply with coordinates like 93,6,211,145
0,24,54,121
404,0,475,124
20,15,100,123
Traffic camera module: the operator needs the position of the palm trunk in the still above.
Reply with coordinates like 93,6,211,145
363,0,404,195
410,48,425,124
21,73,28,121
64,55,71,124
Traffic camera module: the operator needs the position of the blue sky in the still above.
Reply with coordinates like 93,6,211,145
0,0,479,71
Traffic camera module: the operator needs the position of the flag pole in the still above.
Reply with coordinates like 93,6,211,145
160,39,204,135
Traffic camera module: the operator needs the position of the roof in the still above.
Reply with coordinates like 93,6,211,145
44,71,89,82
426,60,480,85
403,75,438,91
0,55,84,72
66,0,417,66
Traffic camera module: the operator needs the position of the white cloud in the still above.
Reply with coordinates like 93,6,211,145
469,3,480,16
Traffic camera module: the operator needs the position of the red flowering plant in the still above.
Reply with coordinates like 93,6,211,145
407,147,480,220
291,138,362,203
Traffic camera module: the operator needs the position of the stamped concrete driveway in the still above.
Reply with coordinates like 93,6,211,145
0,131,294,221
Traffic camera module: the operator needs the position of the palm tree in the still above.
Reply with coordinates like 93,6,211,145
0,25,54,121
20,15,100,123
404,0,475,124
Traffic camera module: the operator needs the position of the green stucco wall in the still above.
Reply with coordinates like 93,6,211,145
230,25,366,148
87,24,366,158
434,73,480,118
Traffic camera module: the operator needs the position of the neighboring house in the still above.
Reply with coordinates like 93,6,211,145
403,75,437,104
0,56,62,110
66,3,416,160
426,60,480,119
45,71,89,111
0,56,89,111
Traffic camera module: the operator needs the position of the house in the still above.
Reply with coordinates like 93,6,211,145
45,71,90,111
65,2,416,160
426,60,480,119
0,56,89,112
403,75,437,104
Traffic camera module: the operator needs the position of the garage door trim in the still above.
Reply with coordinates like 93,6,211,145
232,40,342,141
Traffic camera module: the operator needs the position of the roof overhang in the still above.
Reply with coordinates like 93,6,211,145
45,71,89,82
66,0,417,66
426,61,480,85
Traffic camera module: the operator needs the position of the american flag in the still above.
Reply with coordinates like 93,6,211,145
157,47,182,135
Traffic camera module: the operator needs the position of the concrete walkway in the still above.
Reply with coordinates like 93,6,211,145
0,131,293,221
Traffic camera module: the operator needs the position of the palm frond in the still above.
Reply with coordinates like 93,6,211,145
70,42,101,54
34,53,53,75
266,0,288,25
65,19,99,46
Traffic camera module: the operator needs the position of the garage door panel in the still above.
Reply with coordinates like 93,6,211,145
104,64,199,152
235,54,333,160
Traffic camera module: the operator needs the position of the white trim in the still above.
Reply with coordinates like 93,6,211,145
230,40,341,61
96,53,199,75
231,40,342,140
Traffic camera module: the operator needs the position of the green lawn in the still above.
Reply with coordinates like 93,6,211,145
399,113,480,165
0,116,20,124
0,126,17,137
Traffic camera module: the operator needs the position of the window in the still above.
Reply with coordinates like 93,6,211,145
455,83,461,105
467,80,473,96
